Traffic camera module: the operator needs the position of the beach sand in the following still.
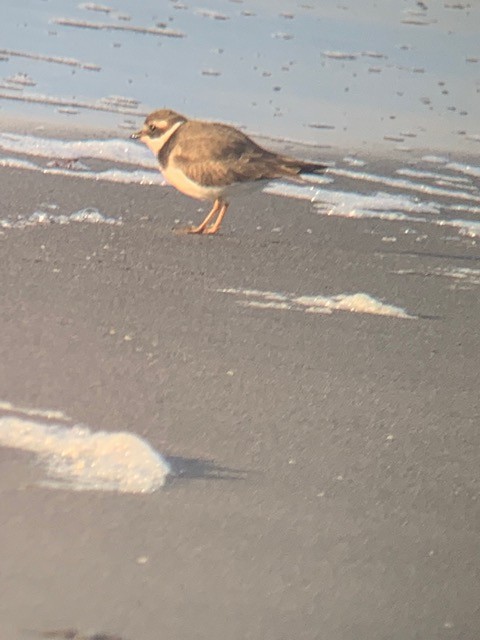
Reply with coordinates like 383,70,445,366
0,0,479,637
0,154,478,639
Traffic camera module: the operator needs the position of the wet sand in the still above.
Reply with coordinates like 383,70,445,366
0,157,479,639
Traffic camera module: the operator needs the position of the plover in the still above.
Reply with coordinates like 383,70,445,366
131,109,327,235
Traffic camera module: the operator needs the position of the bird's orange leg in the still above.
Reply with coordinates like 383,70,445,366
175,199,221,235
202,202,229,235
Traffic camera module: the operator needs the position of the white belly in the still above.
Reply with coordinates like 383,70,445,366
162,165,269,202
161,165,224,201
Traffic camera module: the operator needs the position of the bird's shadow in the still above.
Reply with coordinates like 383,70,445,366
165,456,247,483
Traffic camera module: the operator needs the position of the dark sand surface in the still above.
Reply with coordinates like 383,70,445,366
0,164,479,640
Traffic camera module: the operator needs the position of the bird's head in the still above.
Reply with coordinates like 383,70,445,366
130,109,187,142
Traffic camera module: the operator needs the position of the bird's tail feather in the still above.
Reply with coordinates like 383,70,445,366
278,156,327,176
298,161,327,175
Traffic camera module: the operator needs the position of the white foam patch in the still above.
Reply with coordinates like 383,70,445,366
433,267,480,285
421,155,449,164
395,267,480,286
322,50,358,60
0,207,121,229
437,218,480,238
265,182,480,239
6,72,35,86
313,200,480,237
0,47,101,70
0,157,40,171
45,167,163,185
316,201,480,237
79,3,113,13
396,168,473,185
300,173,334,185
0,90,146,115
420,155,446,164
196,8,229,20
343,157,366,167
266,182,440,215
315,191,438,217
329,168,480,203
0,400,69,421
449,203,480,215
54,17,186,38
445,162,480,179
263,181,318,202
0,156,162,185
0,133,156,168
297,294,414,317
218,288,415,319
0,403,170,493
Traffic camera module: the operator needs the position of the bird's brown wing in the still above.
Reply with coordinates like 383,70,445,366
169,121,326,186
171,155,282,187
169,122,292,187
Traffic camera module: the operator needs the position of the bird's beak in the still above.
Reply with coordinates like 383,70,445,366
130,129,145,140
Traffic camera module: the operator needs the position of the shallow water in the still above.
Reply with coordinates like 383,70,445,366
1,130,478,242
0,0,479,154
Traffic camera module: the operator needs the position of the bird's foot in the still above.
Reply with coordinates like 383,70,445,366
173,224,220,235
201,225,222,235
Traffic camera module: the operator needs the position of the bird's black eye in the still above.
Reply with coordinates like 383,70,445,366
148,123,158,134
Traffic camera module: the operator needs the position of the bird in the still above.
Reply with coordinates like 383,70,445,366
130,109,327,235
